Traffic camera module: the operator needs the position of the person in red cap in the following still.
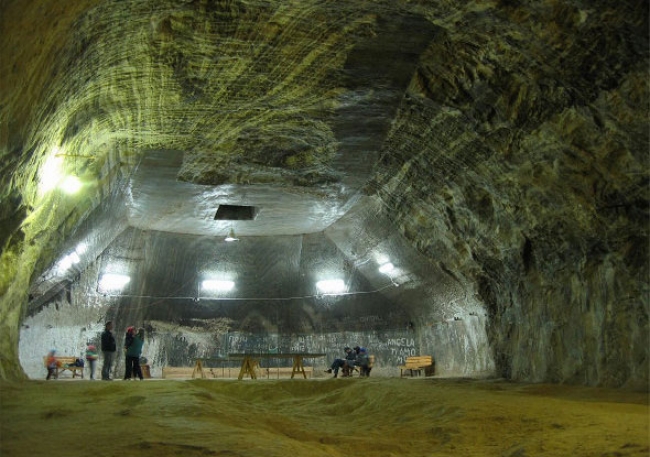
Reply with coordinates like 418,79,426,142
124,327,146,380
45,349,58,380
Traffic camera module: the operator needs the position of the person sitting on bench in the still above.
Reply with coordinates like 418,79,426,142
325,347,356,378
45,349,58,380
355,347,372,377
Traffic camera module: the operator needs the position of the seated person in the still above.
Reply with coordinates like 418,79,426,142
341,347,358,377
45,349,58,380
355,347,372,377
325,347,356,378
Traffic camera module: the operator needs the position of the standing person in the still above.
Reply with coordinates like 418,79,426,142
100,321,117,381
85,344,99,380
45,349,58,380
124,327,145,381
122,326,135,380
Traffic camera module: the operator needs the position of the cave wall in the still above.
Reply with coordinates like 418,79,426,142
370,2,649,387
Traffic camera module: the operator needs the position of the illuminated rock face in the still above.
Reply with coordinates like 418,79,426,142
0,0,647,387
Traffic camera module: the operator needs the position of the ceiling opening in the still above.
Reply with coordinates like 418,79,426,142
214,205,258,220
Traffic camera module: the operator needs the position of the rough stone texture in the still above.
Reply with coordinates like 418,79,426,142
0,0,647,387
371,2,649,387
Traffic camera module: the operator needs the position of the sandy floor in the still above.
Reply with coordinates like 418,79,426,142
1,377,647,457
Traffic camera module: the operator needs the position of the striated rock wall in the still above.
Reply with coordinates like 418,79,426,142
372,1,648,387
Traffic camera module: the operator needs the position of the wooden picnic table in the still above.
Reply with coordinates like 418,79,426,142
192,357,238,379
227,353,326,380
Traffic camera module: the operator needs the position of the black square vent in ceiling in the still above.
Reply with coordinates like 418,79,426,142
214,205,258,220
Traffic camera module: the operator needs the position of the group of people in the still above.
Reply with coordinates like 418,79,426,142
325,345,371,378
122,326,146,380
45,321,146,381
102,321,147,381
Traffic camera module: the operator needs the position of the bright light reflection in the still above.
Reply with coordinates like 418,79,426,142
316,279,346,294
378,262,395,274
61,175,82,194
75,243,87,255
56,252,81,274
98,273,131,291
39,150,64,195
376,254,390,265
224,228,239,242
201,280,235,291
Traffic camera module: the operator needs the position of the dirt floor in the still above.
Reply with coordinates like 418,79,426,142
0,377,648,457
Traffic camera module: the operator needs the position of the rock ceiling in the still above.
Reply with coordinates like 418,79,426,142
0,0,648,384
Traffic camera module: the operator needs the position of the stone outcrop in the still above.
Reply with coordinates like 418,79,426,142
0,0,647,387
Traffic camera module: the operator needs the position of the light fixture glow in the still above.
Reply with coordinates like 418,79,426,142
75,242,88,255
38,150,64,195
378,262,395,274
224,228,239,242
60,175,82,194
98,273,131,291
376,254,390,265
201,279,235,291
56,257,72,274
316,279,346,294
55,252,81,274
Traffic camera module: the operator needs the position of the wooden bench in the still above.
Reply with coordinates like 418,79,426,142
43,356,84,379
398,355,434,377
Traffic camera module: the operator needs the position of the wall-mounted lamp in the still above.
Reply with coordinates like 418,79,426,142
55,252,81,275
38,150,64,195
224,228,239,242
60,175,82,194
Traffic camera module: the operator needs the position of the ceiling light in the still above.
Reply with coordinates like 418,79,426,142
316,279,346,294
201,279,235,291
378,262,395,274
224,228,239,242
98,273,130,291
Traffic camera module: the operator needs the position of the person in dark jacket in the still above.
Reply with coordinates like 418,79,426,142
325,347,356,378
124,327,145,380
355,347,372,377
100,321,117,381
